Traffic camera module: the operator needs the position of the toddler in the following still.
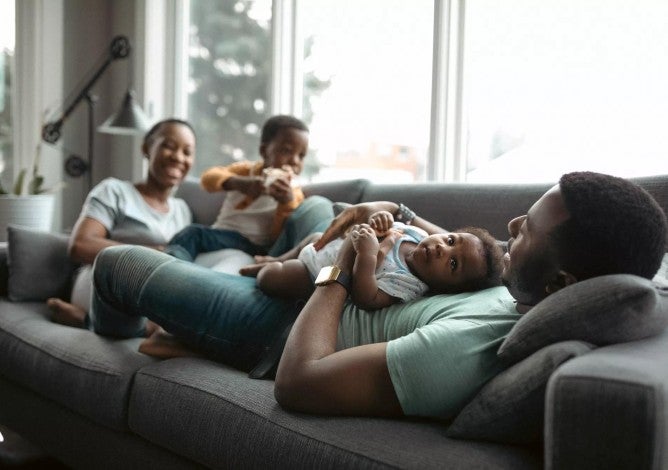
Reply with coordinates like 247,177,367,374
165,115,309,261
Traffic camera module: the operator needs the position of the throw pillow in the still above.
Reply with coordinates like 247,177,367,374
6,225,78,302
498,274,668,364
447,340,593,444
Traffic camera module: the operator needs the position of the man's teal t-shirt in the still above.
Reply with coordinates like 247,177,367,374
337,286,519,420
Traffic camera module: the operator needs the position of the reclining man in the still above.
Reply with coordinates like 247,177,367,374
90,171,667,420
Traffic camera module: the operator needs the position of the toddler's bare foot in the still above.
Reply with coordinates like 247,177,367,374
138,328,201,359
239,262,270,277
47,298,87,328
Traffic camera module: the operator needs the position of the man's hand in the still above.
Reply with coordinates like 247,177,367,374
334,229,357,274
314,202,398,251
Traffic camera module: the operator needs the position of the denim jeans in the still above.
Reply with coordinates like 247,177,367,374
89,195,334,371
165,225,263,261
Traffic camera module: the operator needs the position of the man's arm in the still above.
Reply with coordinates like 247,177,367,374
274,234,404,417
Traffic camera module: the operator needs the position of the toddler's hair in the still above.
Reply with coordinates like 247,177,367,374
260,115,309,145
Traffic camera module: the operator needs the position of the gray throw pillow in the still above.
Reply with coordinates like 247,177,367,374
447,340,593,444
498,274,668,364
6,225,77,302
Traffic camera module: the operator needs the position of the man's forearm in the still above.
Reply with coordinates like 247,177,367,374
274,284,348,406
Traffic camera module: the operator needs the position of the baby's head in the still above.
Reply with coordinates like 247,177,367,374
406,227,503,295
259,115,309,177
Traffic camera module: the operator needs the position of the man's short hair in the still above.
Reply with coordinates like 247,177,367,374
260,115,309,145
554,171,667,280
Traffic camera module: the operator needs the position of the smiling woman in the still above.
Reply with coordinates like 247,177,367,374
47,119,197,327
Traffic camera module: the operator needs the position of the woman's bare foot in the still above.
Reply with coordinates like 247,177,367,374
46,298,87,328
138,328,201,359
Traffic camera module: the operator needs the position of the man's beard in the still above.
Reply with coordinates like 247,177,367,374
502,255,553,307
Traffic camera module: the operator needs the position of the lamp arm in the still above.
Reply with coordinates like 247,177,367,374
42,35,131,144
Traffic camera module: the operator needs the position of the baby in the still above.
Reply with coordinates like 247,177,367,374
245,210,504,310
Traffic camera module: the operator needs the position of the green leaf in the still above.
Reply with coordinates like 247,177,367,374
12,168,26,195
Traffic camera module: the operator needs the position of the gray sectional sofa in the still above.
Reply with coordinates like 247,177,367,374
1,175,668,469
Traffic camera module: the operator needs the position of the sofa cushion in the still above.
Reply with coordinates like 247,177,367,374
6,225,77,302
128,359,541,469
0,300,157,430
448,340,593,444
498,274,668,364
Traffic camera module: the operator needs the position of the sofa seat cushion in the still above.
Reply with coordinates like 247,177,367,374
0,300,157,430
129,359,541,470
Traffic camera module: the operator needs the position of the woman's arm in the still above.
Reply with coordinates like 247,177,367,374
274,233,404,417
68,217,120,264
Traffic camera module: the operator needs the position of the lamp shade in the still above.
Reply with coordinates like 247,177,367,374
98,90,150,135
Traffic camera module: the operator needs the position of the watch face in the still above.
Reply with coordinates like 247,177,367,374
315,266,341,285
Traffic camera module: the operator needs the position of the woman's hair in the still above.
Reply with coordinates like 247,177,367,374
143,118,196,148
554,171,667,280
452,226,505,293
260,115,309,145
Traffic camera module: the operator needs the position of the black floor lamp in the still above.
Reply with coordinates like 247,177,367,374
42,35,150,190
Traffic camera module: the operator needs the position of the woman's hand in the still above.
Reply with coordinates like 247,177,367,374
314,202,398,251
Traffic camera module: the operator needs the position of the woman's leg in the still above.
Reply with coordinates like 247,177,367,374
90,245,299,371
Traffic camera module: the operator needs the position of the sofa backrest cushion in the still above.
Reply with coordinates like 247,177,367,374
498,274,668,364
360,182,552,240
6,225,78,302
175,177,370,226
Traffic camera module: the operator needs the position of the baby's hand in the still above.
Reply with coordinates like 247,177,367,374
350,224,380,255
369,210,394,236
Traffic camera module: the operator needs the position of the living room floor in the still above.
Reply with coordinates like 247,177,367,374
0,425,69,469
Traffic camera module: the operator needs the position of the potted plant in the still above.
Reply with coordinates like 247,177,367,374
0,144,62,242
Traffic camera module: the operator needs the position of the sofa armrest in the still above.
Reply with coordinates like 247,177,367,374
0,243,7,296
545,331,668,470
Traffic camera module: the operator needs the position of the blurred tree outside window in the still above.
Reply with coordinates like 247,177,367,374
187,0,330,179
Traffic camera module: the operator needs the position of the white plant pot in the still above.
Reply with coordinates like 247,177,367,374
0,194,55,242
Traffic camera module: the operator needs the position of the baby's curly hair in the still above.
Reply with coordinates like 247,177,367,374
452,226,505,293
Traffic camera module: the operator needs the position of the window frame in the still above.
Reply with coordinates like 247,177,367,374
156,0,473,183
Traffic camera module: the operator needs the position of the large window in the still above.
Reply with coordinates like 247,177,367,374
179,1,668,184
187,0,273,176
296,0,433,183
462,0,668,183
0,0,14,192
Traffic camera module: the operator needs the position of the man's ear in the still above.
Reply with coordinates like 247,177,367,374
545,270,578,294
141,142,149,158
259,143,267,159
